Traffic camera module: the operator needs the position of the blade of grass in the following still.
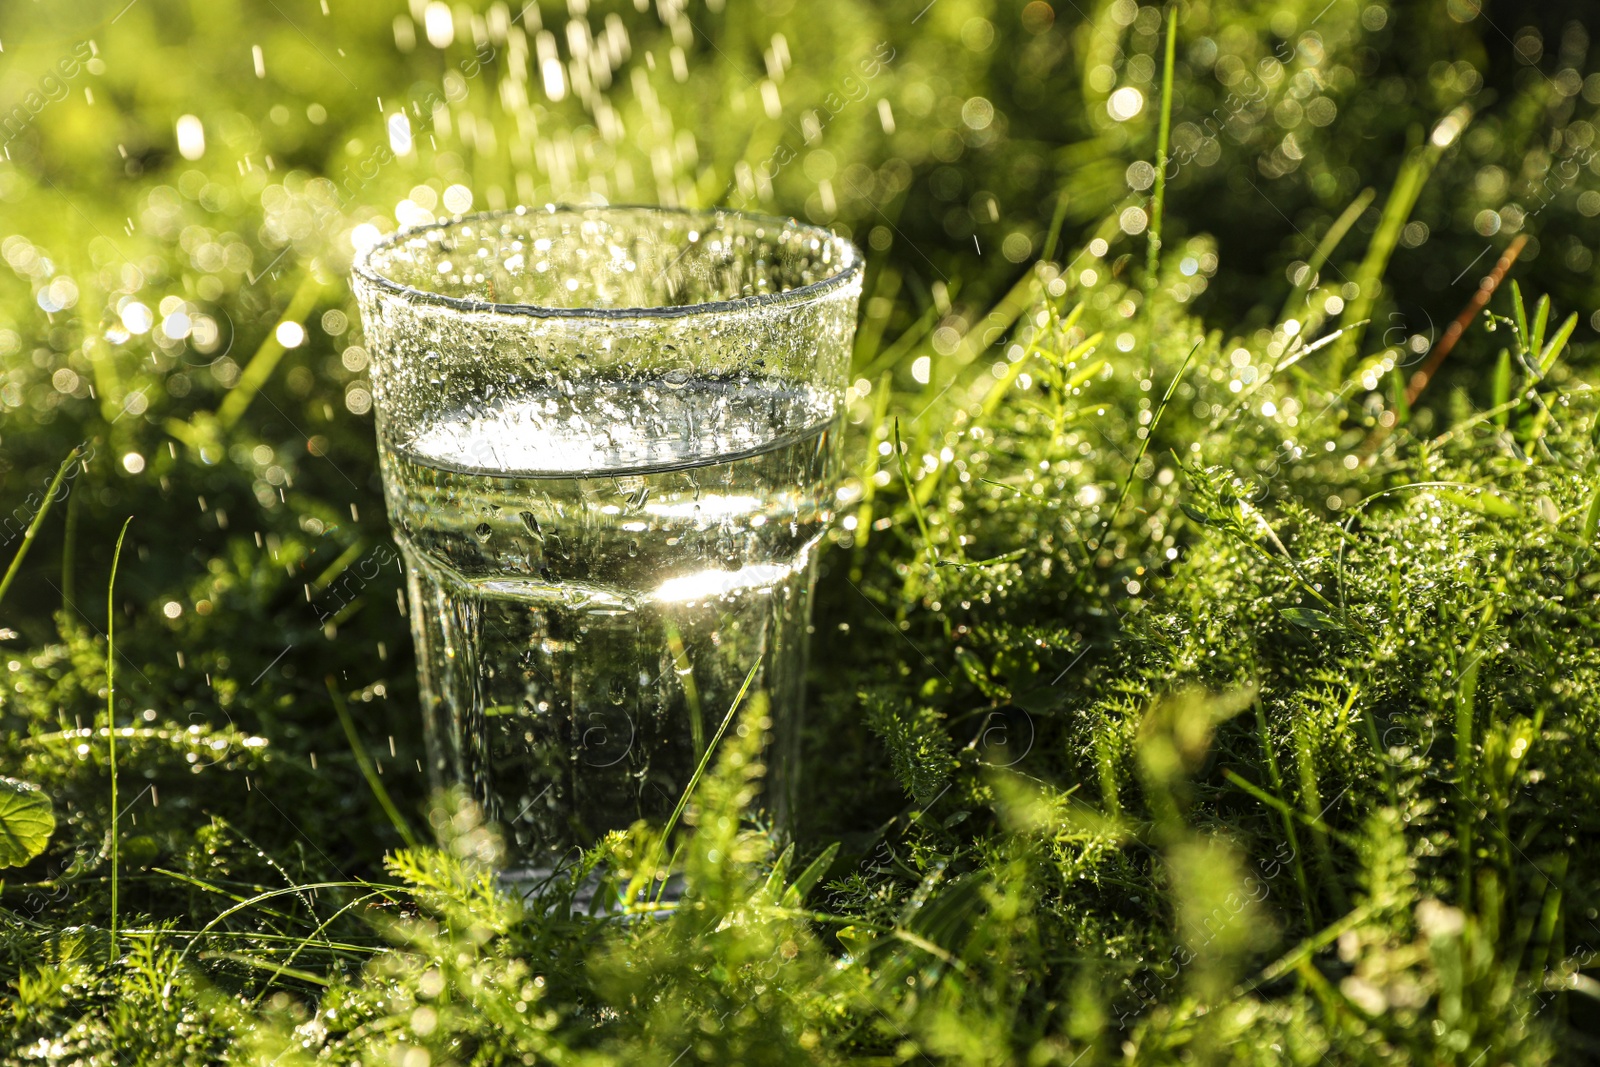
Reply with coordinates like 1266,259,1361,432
1538,311,1578,376
1094,337,1200,550
921,262,1044,398
894,419,938,574
151,867,324,923
658,657,762,848
1389,367,1410,426
1491,349,1511,425
1333,109,1468,380
664,619,704,760
1278,188,1375,324
1040,185,1073,266
1221,768,1357,851
161,880,406,1002
107,516,132,954
849,371,896,578
1448,599,1495,912
1526,854,1567,978
1239,904,1374,994
1145,4,1177,284
1511,281,1530,355
783,841,841,906
1243,701,1314,930
1292,716,1349,915
1456,649,1484,910
327,678,420,850
200,950,332,986
249,887,398,1004
1529,294,1550,364
0,445,83,612
215,273,322,430
308,539,369,595
1582,480,1600,545
852,265,903,366
858,301,940,382
61,480,80,611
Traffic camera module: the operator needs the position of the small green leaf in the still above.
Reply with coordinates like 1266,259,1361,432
763,843,796,900
1530,293,1550,362
1180,502,1212,526
1581,483,1600,545
1436,489,1522,520
1490,349,1511,425
1539,312,1578,376
0,778,56,868
783,841,840,906
836,924,879,957
1390,367,1411,426
1280,607,1344,631
1511,282,1529,355
954,647,1006,700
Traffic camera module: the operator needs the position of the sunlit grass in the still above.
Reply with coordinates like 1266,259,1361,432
0,0,1598,1062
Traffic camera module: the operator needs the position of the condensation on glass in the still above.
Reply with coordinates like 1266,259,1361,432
352,206,862,868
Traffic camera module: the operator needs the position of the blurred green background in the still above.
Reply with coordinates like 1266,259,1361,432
4,0,1600,1060
2,0,1598,612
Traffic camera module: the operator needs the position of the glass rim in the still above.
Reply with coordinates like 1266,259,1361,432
351,204,864,321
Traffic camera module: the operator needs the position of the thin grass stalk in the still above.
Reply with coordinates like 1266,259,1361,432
641,660,764,908
328,678,420,850
1456,652,1481,909
658,657,762,848
0,445,82,612
106,516,133,953
1095,338,1199,550
1146,4,1178,284
161,880,408,1003
1330,109,1466,379
664,619,705,760
215,273,322,430
1292,716,1348,915
61,485,79,611
1277,188,1374,324
1405,236,1526,406
1250,700,1315,930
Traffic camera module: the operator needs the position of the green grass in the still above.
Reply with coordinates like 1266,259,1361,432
1,0,1600,1062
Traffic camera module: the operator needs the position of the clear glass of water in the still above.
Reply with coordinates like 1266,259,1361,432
351,206,862,870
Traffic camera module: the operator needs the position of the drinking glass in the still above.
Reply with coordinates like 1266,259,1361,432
351,206,862,869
